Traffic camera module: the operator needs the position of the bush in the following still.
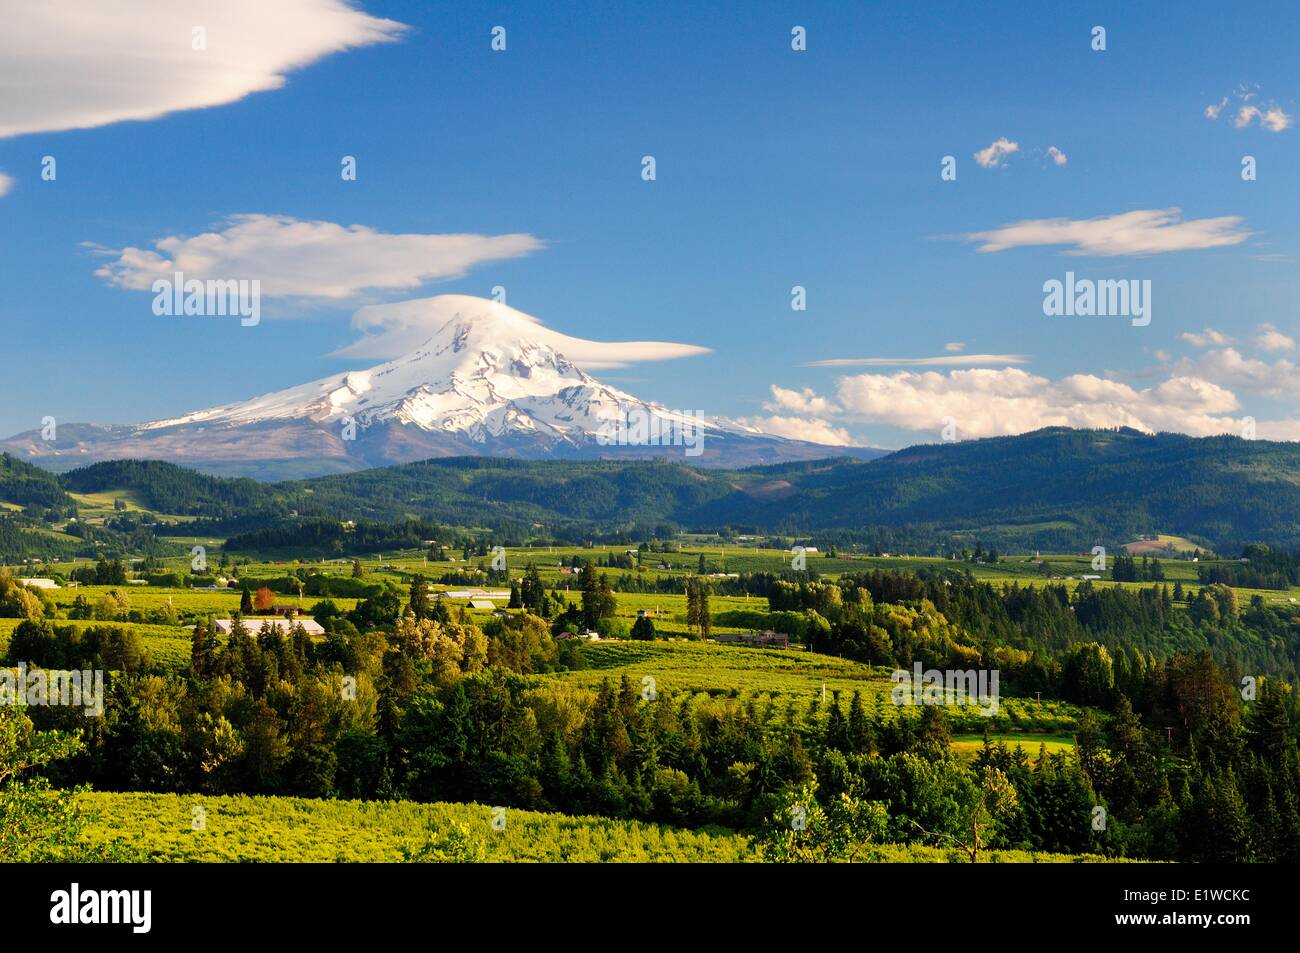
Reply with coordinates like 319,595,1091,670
595,617,629,638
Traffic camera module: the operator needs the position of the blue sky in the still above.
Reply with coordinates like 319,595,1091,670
3,0,1300,447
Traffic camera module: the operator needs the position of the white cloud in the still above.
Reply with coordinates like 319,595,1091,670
1174,347,1300,399
764,386,842,417
1254,323,1296,352
805,354,1028,368
94,214,543,300
944,342,965,352
741,415,854,447
963,208,1249,256
1233,104,1293,132
332,294,711,366
1260,108,1293,132
0,0,405,139
771,332,1300,443
1046,145,1068,166
973,137,1019,168
828,367,1245,438
1205,85,1292,132
1180,328,1234,348
0,172,12,197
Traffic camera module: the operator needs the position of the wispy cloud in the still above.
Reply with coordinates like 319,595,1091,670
973,137,1019,168
93,214,543,300
1206,84,1292,132
0,0,406,139
0,172,12,198
962,208,1249,256
804,354,1029,368
1046,145,1068,166
1237,105,1292,131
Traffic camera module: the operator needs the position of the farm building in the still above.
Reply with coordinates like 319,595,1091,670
443,588,511,601
212,618,325,636
19,578,59,589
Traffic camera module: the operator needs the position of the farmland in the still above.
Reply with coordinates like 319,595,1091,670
3,528,1297,865
78,791,1115,863
547,641,1082,734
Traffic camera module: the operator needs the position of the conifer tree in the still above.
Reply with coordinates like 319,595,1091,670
408,573,431,621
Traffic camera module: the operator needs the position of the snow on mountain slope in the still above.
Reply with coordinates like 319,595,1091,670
139,295,726,444
1,296,879,478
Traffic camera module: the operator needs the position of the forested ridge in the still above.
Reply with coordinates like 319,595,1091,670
6,426,1300,554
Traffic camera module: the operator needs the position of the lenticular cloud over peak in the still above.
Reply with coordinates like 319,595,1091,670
335,294,713,368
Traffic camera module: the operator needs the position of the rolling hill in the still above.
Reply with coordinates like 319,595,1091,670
8,426,1298,553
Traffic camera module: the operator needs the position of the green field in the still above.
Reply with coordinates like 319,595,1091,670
549,641,1083,733
0,616,192,670
950,733,1076,761
1123,535,1201,555
78,791,1116,863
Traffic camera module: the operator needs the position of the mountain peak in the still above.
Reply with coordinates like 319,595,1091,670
1,296,879,477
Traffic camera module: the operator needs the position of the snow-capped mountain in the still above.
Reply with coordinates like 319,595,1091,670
1,296,882,479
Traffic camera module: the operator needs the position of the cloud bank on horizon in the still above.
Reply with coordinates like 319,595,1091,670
759,321,1300,446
